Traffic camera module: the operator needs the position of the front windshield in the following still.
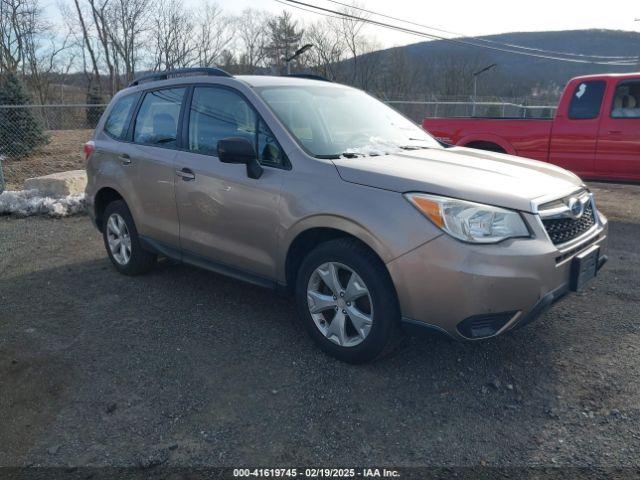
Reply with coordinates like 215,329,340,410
255,84,441,158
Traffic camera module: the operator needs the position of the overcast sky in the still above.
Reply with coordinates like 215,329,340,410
188,0,640,47
45,0,639,48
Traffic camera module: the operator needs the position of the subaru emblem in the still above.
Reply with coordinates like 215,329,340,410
567,197,584,219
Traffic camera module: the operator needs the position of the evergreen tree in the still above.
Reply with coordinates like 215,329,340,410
0,72,48,158
86,85,105,128
265,11,303,72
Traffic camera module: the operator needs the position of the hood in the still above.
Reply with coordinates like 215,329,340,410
332,146,584,212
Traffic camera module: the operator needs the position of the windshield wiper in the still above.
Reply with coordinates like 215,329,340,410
399,144,432,150
315,152,367,159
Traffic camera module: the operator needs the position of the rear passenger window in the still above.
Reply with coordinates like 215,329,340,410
133,88,185,148
104,94,137,139
568,81,606,120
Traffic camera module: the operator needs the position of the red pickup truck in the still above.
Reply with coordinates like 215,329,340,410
423,73,640,182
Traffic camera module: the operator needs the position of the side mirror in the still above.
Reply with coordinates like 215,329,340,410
217,137,263,179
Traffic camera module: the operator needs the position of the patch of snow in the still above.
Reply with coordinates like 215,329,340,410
343,136,406,156
0,189,86,217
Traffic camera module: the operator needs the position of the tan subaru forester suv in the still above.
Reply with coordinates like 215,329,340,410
85,68,608,363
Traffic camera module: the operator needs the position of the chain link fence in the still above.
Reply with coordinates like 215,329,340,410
0,104,106,191
386,98,557,123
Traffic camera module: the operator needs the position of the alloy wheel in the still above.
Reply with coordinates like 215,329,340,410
306,262,373,347
106,213,132,265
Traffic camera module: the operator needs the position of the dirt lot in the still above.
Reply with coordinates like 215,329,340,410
1,130,93,190
1,183,639,472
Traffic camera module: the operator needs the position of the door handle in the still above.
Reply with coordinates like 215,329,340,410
119,153,131,165
176,168,195,181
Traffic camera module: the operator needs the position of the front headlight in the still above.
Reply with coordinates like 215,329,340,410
405,193,530,244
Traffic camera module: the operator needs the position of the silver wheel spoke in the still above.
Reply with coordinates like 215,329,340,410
318,262,342,296
347,305,372,337
108,216,120,235
326,311,348,346
307,290,337,313
345,272,368,302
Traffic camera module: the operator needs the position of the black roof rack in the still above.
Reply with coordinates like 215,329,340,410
128,67,233,87
283,73,332,82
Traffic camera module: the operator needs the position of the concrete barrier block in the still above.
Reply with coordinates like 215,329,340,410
24,170,87,197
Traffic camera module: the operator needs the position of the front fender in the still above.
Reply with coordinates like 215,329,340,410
277,214,395,283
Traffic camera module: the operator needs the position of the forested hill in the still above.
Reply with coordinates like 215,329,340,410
358,29,640,99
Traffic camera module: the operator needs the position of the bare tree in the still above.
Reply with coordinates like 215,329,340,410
195,2,233,68
236,8,269,74
84,0,117,93
376,47,421,99
67,0,101,88
0,0,72,102
151,0,195,71
304,17,345,80
337,4,369,85
25,29,75,103
432,53,489,98
352,35,381,91
105,0,151,84
0,0,39,73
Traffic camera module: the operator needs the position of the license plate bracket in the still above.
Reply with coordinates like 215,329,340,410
569,245,600,292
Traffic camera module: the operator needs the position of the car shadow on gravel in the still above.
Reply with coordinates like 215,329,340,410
1,218,639,466
0,254,594,467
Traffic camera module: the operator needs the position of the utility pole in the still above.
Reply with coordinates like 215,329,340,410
285,44,314,75
472,63,497,117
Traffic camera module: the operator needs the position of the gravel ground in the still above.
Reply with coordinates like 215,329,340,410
1,183,639,471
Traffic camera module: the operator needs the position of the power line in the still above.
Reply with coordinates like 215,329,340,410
274,0,344,21
279,0,639,66
323,0,640,61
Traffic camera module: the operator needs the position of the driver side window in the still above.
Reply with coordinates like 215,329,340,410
188,87,288,168
188,87,256,155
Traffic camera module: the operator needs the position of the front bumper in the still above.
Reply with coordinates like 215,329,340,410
387,211,609,340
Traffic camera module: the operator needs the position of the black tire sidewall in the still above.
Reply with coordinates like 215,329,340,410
295,239,399,363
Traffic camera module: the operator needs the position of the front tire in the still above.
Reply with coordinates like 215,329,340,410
295,238,401,363
102,200,156,275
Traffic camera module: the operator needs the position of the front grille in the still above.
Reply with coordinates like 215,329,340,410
542,203,596,245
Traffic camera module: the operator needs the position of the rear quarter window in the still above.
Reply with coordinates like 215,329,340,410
104,94,138,139
568,81,606,120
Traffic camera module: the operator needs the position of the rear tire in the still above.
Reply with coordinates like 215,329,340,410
295,238,402,363
102,200,156,275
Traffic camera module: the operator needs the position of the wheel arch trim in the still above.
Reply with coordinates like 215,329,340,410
92,184,132,231
279,215,394,287
458,134,516,155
